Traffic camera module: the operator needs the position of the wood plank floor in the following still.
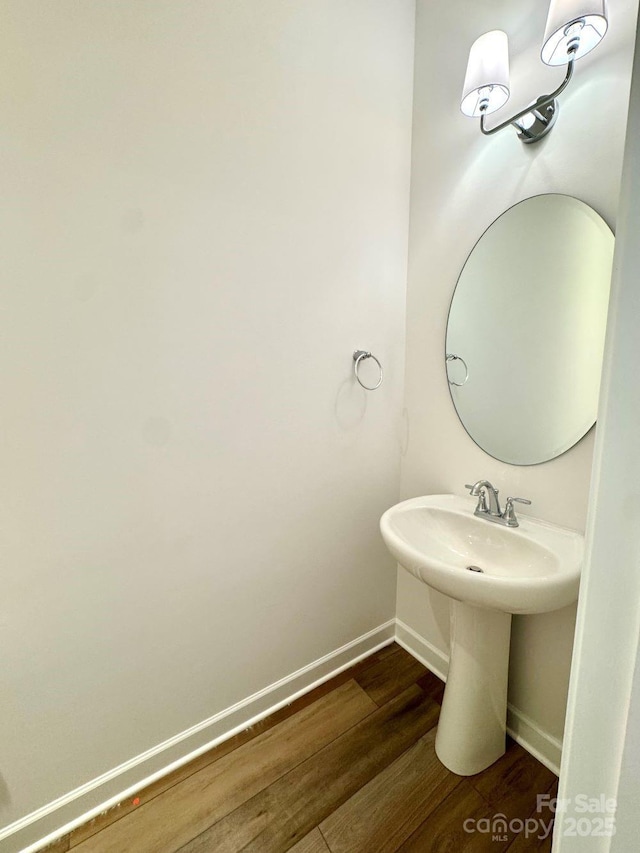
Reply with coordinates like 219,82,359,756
47,644,557,853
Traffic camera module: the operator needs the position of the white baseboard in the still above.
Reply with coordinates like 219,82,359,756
395,618,449,682
395,618,562,776
506,704,563,776
5,620,395,853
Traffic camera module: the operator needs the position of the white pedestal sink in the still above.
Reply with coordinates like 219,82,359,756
380,494,584,775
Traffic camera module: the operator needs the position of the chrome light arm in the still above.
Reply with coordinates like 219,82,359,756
480,58,575,142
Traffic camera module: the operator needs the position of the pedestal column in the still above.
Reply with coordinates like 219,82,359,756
435,599,512,776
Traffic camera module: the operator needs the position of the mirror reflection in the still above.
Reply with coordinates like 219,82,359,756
445,194,614,466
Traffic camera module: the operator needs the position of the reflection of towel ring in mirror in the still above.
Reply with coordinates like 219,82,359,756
353,350,383,391
446,353,469,387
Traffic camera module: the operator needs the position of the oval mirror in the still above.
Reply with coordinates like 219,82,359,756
445,194,614,465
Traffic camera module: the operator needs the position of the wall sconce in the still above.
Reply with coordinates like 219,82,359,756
461,0,608,143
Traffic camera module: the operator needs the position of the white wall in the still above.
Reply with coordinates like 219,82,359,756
399,0,637,753
0,1,414,846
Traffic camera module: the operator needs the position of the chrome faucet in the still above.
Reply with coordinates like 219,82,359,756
465,480,531,528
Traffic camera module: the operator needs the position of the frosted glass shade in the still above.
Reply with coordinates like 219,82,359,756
461,30,510,117
541,0,608,65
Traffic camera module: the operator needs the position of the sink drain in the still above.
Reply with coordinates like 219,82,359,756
467,565,484,573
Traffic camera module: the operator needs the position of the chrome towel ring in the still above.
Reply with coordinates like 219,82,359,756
353,350,383,391
446,353,469,387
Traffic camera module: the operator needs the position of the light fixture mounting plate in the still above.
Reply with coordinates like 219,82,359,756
516,97,559,143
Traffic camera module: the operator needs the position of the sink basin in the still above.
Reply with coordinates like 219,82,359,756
380,494,583,614
380,493,584,776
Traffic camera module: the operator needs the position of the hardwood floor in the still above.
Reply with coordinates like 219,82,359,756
48,644,557,853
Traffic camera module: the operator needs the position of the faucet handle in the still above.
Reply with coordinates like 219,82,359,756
503,496,531,526
465,484,488,513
